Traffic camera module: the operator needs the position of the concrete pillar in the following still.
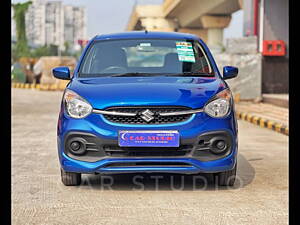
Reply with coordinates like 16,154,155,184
207,28,223,49
200,15,231,52
140,18,176,31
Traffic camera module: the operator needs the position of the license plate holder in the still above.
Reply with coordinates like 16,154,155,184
118,130,179,147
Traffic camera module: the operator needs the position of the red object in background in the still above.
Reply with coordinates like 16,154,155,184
78,39,89,46
253,0,259,36
262,40,286,56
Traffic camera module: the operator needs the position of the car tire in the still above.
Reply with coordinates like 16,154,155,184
214,164,237,186
61,168,81,186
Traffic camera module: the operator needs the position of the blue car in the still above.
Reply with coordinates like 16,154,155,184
53,31,239,186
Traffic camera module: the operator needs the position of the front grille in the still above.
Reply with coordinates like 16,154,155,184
103,145,193,157
104,162,193,168
103,106,192,124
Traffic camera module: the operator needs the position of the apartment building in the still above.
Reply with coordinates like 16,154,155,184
12,0,86,51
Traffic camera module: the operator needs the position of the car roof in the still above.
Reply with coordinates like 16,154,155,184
94,31,201,41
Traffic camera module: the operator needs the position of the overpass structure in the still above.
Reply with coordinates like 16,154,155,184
126,0,242,50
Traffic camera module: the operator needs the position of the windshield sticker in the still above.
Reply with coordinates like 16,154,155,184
176,42,195,63
139,43,151,47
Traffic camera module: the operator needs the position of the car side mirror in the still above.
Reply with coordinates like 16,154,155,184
223,66,238,80
53,67,71,80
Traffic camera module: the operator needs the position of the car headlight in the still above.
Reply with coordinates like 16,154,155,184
63,89,92,118
204,89,232,118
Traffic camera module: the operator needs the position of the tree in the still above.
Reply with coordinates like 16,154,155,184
63,41,70,55
30,44,59,57
12,1,32,61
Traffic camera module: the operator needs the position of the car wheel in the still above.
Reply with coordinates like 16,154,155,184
61,168,81,186
214,164,237,186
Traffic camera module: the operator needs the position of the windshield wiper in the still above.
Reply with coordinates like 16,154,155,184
79,72,214,78
110,72,162,77
164,72,215,77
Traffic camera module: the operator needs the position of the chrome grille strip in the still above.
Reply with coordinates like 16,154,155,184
92,108,203,116
92,109,137,116
159,108,203,116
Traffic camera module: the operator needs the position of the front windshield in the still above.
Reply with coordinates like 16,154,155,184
79,39,214,77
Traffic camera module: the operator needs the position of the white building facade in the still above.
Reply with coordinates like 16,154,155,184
14,0,87,51
11,7,16,41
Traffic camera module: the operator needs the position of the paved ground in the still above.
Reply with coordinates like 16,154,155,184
12,88,288,225
236,101,289,126
263,94,289,108
262,94,289,102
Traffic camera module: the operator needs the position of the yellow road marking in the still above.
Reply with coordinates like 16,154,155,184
275,123,282,132
285,127,289,135
259,119,265,127
252,116,259,125
241,113,246,120
267,121,274,129
247,114,252,122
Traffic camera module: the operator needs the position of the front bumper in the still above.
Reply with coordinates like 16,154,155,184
60,152,236,174
57,110,238,174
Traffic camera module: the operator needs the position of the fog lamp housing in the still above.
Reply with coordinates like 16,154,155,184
67,137,87,155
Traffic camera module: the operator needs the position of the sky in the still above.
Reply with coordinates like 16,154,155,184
12,0,243,41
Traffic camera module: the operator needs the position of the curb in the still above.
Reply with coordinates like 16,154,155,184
236,111,288,136
12,83,65,91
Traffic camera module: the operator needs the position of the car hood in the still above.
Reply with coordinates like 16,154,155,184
68,76,226,109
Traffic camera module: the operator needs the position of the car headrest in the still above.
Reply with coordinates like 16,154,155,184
163,53,182,72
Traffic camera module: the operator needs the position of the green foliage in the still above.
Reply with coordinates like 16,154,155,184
30,44,58,57
11,63,26,83
221,45,226,53
12,1,32,61
12,42,30,62
12,1,32,43
61,41,82,59
63,41,70,54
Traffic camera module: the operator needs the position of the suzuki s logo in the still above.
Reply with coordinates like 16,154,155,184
140,109,154,122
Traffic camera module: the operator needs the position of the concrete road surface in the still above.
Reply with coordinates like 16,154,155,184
12,89,288,225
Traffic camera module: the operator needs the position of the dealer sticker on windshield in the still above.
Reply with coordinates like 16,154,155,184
118,130,179,147
175,41,195,63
